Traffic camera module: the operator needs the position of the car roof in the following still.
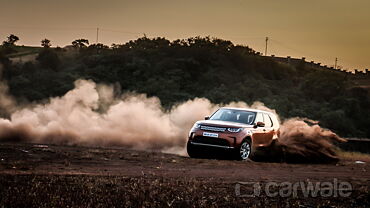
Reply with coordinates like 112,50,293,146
220,107,275,115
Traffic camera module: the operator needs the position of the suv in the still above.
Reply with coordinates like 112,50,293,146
187,107,280,160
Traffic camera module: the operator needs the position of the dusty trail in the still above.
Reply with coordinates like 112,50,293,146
1,142,368,181
0,142,369,207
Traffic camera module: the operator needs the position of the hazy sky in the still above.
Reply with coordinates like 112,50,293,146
1,0,369,70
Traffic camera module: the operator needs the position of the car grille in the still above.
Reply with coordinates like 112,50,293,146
200,125,226,132
193,136,230,147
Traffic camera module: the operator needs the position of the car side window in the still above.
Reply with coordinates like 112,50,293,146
268,114,274,127
255,112,264,124
263,113,273,127
270,114,280,129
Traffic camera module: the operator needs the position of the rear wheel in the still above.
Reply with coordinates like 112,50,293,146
236,140,251,160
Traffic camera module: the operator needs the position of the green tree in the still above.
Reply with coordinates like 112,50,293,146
1,34,19,54
36,49,60,70
86,43,109,54
2,34,19,46
41,39,51,48
72,39,89,49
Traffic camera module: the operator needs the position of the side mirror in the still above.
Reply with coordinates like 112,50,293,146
254,121,265,128
205,116,210,120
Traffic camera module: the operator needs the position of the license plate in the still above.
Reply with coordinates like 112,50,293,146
203,132,218,138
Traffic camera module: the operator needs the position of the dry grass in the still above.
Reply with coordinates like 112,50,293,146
0,174,369,208
0,143,369,207
336,149,370,162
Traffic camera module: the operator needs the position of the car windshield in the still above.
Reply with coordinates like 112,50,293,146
209,109,256,125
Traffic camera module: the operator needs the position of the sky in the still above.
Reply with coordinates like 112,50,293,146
0,0,369,71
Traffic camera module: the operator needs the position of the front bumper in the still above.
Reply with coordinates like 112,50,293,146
189,129,245,149
189,141,235,149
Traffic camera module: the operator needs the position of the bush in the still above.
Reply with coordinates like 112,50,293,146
36,49,61,70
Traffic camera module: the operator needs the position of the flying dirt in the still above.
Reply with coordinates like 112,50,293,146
252,119,346,163
0,68,345,162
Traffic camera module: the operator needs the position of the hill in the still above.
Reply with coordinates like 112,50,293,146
0,36,369,137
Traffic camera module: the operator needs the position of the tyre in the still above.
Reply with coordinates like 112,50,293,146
235,140,252,160
187,141,200,158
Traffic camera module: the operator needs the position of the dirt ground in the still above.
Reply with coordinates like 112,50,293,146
0,142,369,207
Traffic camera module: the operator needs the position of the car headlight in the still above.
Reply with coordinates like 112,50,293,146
192,123,201,129
227,127,243,133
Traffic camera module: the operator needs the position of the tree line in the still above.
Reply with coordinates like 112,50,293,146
0,34,369,138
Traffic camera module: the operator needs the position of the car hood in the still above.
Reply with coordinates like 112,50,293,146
197,120,254,128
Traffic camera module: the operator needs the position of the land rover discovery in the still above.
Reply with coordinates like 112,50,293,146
187,107,279,160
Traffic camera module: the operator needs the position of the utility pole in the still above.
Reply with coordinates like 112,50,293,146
334,57,338,69
96,27,99,43
265,37,269,56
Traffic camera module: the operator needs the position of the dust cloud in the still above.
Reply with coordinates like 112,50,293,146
0,80,202,151
251,119,346,163
274,119,346,163
0,76,345,162
0,64,16,116
0,79,251,155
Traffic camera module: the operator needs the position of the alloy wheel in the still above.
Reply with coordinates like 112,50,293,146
240,141,251,160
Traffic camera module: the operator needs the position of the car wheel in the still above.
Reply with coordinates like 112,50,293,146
187,141,200,158
236,140,251,160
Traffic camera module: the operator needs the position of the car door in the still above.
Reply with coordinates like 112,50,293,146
251,112,267,146
262,113,275,144
252,112,275,147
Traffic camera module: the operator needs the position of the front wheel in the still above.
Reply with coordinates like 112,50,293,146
187,141,200,158
236,140,251,160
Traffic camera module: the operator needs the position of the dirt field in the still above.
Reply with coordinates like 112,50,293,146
0,142,369,207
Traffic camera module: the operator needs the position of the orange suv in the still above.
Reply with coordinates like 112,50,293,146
187,107,280,160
